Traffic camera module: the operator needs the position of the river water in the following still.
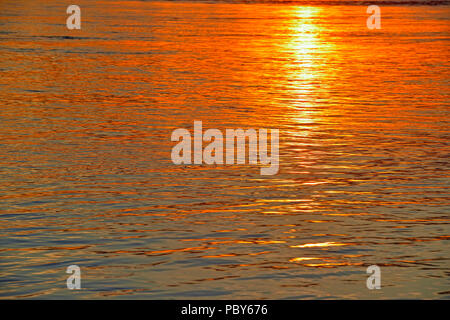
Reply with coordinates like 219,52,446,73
0,0,449,298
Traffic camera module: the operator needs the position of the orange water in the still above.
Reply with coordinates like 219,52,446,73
0,1,449,298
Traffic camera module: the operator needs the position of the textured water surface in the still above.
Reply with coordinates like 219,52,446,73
0,1,449,298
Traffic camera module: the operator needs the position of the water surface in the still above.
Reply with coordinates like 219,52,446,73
0,1,449,298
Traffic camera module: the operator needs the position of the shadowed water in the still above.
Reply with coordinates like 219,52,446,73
0,0,449,298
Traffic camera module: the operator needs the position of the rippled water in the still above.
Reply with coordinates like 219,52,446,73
0,1,449,299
